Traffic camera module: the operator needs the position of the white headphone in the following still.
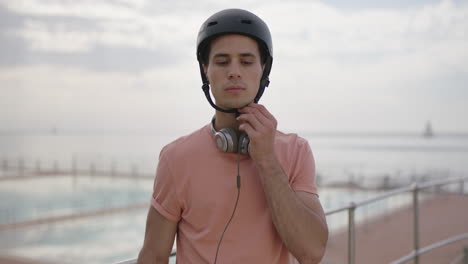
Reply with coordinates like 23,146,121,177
211,118,250,155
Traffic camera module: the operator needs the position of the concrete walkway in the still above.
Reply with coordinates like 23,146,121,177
322,193,468,264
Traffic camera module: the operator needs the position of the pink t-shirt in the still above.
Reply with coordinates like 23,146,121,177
151,123,317,263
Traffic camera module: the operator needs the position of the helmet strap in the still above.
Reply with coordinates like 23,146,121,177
254,56,272,103
199,62,239,115
202,82,239,115
254,77,269,103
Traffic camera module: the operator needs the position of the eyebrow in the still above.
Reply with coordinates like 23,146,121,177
213,52,257,59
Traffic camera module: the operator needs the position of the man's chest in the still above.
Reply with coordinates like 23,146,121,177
177,158,269,228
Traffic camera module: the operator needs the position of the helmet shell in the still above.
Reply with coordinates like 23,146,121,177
197,9,273,107
197,8,273,64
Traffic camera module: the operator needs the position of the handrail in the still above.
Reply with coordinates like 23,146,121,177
418,176,468,190
325,175,468,216
448,254,464,264
114,175,468,264
114,260,135,264
324,184,415,216
323,175,467,264
113,250,176,264
448,247,468,264
390,233,468,264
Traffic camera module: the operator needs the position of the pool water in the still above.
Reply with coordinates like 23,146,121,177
0,175,424,264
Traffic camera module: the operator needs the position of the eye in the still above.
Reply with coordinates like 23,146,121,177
216,60,228,65
241,61,253,65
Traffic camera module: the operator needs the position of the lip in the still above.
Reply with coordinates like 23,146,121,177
224,85,246,93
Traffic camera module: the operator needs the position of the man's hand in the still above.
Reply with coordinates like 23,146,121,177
237,103,277,164
238,103,328,263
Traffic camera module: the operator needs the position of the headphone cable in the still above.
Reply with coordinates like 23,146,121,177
214,150,242,264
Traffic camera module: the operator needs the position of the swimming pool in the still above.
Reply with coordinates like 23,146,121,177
0,175,422,264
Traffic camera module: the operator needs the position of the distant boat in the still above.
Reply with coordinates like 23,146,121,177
423,121,434,138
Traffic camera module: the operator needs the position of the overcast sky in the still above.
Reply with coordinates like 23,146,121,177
1,0,467,135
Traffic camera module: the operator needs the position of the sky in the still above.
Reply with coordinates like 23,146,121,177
0,0,467,135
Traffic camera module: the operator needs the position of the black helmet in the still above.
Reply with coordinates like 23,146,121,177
196,9,273,114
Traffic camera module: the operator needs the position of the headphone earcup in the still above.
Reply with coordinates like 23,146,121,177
238,133,250,155
214,128,238,153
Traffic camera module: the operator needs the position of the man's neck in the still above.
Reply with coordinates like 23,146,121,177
214,111,241,132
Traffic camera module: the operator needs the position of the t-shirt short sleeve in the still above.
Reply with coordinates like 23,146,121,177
290,138,318,196
151,149,181,222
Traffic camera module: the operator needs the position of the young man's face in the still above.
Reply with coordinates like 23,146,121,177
203,34,264,110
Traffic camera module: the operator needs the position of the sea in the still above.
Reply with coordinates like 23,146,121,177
0,130,467,263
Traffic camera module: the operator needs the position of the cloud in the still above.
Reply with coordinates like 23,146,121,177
4,0,467,57
0,4,194,71
3,0,142,20
2,0,203,54
260,0,468,93
263,0,468,58
1,0,467,132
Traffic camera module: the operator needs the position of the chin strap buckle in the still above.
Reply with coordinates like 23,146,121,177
202,83,209,92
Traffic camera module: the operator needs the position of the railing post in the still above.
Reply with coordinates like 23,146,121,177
71,156,77,190
35,159,41,173
111,160,116,177
72,156,77,176
90,162,96,177
348,202,356,264
131,164,138,178
2,158,7,171
413,183,420,264
53,160,59,174
464,247,468,264
18,157,24,176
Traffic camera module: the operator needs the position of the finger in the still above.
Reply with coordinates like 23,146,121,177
237,113,262,131
240,104,275,129
239,104,268,125
238,122,259,138
248,103,275,122
240,103,271,122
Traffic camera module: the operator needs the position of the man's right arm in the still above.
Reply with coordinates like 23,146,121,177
137,206,178,264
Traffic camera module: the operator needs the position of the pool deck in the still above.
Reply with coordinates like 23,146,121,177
0,202,148,231
0,256,55,264
322,193,468,264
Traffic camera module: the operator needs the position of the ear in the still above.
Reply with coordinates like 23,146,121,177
202,64,208,76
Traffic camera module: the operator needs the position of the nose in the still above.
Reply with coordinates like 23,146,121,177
227,63,241,80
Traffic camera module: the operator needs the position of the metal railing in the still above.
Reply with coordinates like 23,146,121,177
448,247,468,264
0,157,154,179
325,175,468,264
391,233,468,264
115,249,176,264
0,158,154,180
114,175,468,264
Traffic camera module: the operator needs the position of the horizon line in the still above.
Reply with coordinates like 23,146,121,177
1,129,468,137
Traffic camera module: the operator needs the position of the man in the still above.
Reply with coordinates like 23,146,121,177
138,9,328,264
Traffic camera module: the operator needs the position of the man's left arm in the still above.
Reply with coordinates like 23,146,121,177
238,103,328,264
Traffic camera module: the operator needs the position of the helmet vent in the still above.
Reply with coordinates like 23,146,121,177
207,21,218,27
241,19,252,24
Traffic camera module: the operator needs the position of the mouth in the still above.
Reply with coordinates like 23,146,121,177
224,85,246,93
